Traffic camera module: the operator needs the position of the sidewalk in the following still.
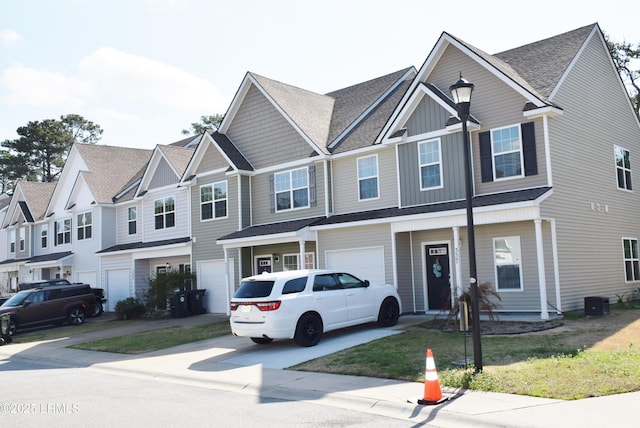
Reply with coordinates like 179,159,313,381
1,314,638,427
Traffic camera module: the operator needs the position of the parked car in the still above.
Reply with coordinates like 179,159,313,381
0,283,99,336
18,279,106,317
229,269,401,347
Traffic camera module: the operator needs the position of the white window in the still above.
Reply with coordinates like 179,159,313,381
77,211,92,240
275,168,309,211
492,125,523,179
418,139,443,189
201,181,228,220
128,207,137,235
154,197,175,230
357,155,379,200
41,225,48,249
615,146,632,191
283,253,315,270
494,236,523,291
19,227,25,251
55,218,71,245
9,231,15,253
623,238,640,282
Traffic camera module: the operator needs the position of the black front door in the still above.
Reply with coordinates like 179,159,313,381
426,244,451,310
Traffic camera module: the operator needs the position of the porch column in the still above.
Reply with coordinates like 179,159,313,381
534,219,549,319
223,248,231,316
299,240,306,269
452,226,463,300
550,219,562,313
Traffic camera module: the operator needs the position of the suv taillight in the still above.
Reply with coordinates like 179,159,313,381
230,301,281,312
255,301,281,311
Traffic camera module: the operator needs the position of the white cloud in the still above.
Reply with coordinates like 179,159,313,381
0,29,22,47
0,64,92,107
77,47,227,112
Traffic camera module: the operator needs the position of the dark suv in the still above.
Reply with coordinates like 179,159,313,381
0,284,99,335
18,279,106,317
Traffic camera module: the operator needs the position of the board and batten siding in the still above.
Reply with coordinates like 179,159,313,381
398,133,466,206
190,172,240,262
427,45,549,195
405,93,452,137
540,34,640,310
317,223,394,284
330,147,397,214
251,162,326,225
226,85,317,170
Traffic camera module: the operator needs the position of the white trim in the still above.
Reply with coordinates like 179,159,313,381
357,154,380,201
418,138,444,191
534,219,549,319
199,180,229,221
491,124,525,181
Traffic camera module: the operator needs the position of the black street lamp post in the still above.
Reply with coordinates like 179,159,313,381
450,75,483,373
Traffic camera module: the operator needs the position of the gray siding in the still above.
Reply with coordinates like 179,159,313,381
394,232,415,313
191,172,240,262
240,175,251,229
150,158,179,189
142,187,190,241
227,85,316,170
116,203,141,245
196,143,229,175
331,147,397,214
540,34,640,310
405,95,452,136
251,162,326,225
100,206,117,250
398,133,466,206
428,45,548,195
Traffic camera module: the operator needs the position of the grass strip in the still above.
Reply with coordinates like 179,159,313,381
69,322,231,354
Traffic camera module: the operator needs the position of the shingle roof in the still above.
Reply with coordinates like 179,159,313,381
251,73,335,153
494,24,596,99
74,144,152,204
97,236,191,253
158,145,195,177
209,131,254,171
18,181,56,221
217,217,324,241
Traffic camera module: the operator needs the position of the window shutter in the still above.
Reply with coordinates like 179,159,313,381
479,131,493,182
268,174,275,213
308,165,316,207
521,122,538,176
53,221,58,246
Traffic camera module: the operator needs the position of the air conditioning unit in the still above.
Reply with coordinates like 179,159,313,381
584,296,610,316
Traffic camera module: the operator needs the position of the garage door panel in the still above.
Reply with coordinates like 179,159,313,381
106,269,130,312
326,247,385,285
197,259,233,314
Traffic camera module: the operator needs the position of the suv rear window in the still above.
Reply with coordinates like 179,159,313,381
234,280,274,298
282,277,307,294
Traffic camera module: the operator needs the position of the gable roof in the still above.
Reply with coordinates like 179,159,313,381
17,181,56,221
72,144,152,204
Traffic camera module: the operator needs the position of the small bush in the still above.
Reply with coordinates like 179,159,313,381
144,270,194,311
115,297,146,320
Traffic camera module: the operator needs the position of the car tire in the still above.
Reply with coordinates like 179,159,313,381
294,313,323,347
90,302,104,317
377,297,400,327
250,337,273,345
67,307,86,326
7,317,17,336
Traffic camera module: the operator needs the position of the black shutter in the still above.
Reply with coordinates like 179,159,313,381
268,174,275,213
308,165,316,207
521,122,538,176
479,131,493,182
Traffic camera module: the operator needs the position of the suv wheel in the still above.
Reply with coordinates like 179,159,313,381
7,317,17,336
294,313,323,347
91,302,104,317
67,307,86,326
250,337,273,345
377,297,400,327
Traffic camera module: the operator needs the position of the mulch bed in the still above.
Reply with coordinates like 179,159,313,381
418,318,564,335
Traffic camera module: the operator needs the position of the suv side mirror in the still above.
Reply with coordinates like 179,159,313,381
363,280,370,287
23,300,32,307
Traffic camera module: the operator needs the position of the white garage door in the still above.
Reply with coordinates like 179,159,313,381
77,271,96,288
326,247,386,285
197,259,233,314
106,269,130,312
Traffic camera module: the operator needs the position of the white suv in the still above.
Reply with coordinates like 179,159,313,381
229,269,401,347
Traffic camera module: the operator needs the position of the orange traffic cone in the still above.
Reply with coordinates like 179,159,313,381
418,349,444,405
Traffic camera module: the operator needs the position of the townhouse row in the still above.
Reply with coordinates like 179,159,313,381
2,23,640,318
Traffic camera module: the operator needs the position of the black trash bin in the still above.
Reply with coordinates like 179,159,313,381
170,291,189,318
0,313,11,345
188,289,206,315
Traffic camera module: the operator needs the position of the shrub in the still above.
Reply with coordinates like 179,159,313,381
144,270,195,311
446,282,502,326
115,297,146,320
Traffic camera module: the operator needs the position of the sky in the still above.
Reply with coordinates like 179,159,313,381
1,0,639,150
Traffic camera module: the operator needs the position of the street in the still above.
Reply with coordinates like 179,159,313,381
0,358,417,427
